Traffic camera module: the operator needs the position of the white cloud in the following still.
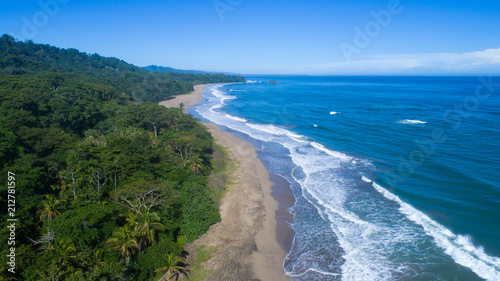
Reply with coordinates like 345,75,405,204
308,48,500,74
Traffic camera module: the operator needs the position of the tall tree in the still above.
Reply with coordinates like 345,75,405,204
106,227,139,267
185,154,203,174
110,180,172,214
53,238,77,268
135,211,166,246
37,196,62,222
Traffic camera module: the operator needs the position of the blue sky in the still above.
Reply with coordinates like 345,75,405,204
2,0,500,75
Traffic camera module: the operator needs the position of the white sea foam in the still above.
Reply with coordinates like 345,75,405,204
212,89,234,97
361,176,372,183
372,182,500,281
245,123,304,140
313,124,318,127
283,138,402,280
397,119,427,124
310,142,351,161
225,114,247,122
287,268,342,278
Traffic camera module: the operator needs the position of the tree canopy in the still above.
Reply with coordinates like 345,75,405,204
0,34,245,103
0,34,235,280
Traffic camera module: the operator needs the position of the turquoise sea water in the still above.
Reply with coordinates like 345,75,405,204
192,76,500,280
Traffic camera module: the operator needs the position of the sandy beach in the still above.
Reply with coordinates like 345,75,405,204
158,84,216,111
159,84,290,281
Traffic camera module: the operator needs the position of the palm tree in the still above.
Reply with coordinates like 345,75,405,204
92,248,108,272
124,212,145,251
125,212,140,227
178,102,185,114
106,227,139,266
52,238,77,275
135,211,166,247
185,155,203,174
155,254,188,281
37,195,62,222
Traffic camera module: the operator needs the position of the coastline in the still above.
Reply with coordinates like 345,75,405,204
159,84,290,281
158,83,217,111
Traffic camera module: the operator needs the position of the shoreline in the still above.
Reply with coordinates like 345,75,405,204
159,83,291,281
158,83,218,111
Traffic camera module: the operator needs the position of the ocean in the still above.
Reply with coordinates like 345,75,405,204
191,76,500,281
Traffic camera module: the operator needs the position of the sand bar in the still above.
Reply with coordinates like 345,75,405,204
159,84,290,281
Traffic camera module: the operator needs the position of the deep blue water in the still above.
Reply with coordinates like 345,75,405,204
192,76,500,281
